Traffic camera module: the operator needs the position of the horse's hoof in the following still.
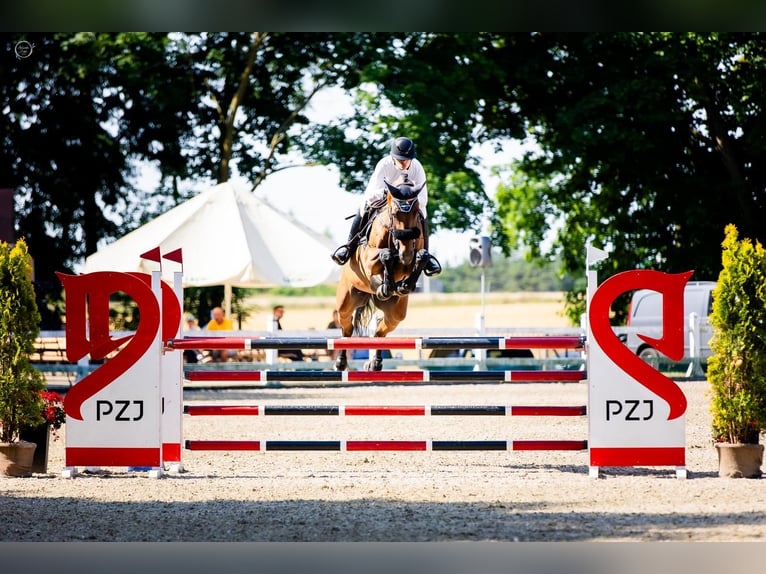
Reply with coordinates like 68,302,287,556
424,254,442,276
334,358,348,371
376,286,392,300
364,359,383,371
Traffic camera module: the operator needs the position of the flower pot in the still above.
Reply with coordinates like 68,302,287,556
715,443,764,478
0,440,37,477
19,423,50,474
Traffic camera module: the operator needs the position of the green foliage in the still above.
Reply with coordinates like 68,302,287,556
707,224,766,444
6,32,766,327
438,256,571,297
492,33,766,322
247,285,337,298
0,239,46,443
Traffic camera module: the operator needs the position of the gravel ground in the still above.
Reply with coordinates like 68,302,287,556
2,380,766,542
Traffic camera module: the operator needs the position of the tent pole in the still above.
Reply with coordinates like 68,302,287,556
224,284,232,319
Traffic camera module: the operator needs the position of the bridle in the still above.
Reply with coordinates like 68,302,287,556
386,193,421,254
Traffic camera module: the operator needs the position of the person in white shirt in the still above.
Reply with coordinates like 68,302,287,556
331,136,441,276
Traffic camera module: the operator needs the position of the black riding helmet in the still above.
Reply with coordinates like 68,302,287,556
391,137,416,160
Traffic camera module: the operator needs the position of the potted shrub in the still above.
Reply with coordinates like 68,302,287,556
707,224,766,478
20,390,66,473
0,238,47,477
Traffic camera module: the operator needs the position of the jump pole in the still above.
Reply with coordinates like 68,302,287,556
167,335,585,352
183,369,585,384
185,439,589,452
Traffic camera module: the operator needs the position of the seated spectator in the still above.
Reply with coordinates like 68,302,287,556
182,314,203,363
205,306,237,362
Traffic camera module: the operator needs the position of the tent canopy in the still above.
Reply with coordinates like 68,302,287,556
84,182,341,312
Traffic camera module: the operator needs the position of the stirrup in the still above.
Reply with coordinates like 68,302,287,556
332,245,351,265
424,255,442,277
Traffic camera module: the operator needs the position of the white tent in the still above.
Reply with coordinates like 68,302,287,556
83,181,341,315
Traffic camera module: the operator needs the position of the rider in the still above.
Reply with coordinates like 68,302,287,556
331,136,442,276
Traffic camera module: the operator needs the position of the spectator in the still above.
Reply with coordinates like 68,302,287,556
205,306,236,362
182,314,202,364
273,304,304,361
327,309,340,330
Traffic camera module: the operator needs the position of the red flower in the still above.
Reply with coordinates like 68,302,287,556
40,390,66,439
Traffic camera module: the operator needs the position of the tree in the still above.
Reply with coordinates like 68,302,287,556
0,239,46,443
9,32,765,329
708,224,766,445
1,32,393,318
3,32,507,322
1,33,196,325
307,33,524,235
492,33,766,322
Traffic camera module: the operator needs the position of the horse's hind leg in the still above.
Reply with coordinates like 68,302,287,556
374,296,409,338
334,284,368,371
334,348,349,371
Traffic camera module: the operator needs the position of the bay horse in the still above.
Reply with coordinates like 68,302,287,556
334,178,430,371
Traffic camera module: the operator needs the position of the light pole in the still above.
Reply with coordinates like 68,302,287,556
469,236,492,368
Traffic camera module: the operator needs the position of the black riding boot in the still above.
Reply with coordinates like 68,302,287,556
332,212,363,265
422,217,442,276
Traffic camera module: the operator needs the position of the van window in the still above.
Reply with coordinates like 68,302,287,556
685,290,709,318
632,292,661,319
631,286,713,321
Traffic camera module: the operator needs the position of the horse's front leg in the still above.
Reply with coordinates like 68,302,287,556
334,349,348,371
364,349,383,371
396,249,428,296
374,248,396,300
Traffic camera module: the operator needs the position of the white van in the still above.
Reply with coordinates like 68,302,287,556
625,281,716,362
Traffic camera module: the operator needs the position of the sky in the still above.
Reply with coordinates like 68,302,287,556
252,164,478,268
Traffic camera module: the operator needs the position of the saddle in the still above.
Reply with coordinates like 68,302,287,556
357,197,388,245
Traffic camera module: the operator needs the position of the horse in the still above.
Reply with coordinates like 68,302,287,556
334,178,430,371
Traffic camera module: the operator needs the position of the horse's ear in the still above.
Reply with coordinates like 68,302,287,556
413,180,426,193
384,179,399,195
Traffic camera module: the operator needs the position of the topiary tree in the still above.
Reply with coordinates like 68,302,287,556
708,224,766,444
0,239,46,443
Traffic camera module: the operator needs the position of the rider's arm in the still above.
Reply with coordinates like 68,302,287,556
363,157,390,205
411,159,428,216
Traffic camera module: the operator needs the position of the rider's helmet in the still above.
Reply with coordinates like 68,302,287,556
391,137,417,160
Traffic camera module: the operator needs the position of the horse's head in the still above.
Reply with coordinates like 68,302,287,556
383,178,425,266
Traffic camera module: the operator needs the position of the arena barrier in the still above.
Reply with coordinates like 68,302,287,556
55,246,692,478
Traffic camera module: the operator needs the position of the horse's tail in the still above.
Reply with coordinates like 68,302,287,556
352,297,378,337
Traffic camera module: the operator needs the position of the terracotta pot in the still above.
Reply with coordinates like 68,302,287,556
715,443,764,478
0,440,37,477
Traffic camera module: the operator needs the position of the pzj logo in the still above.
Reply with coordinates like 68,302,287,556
606,399,654,421
97,400,144,421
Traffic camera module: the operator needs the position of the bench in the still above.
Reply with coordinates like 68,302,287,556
33,336,68,364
